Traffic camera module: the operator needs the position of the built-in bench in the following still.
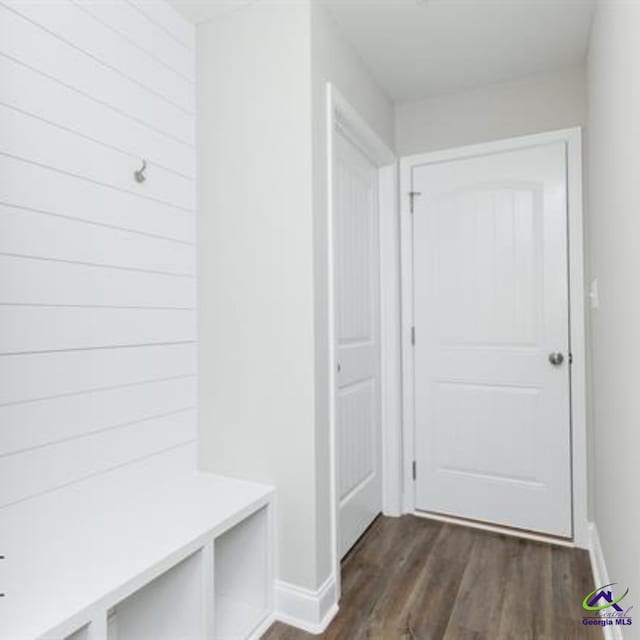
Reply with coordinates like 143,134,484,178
0,448,275,640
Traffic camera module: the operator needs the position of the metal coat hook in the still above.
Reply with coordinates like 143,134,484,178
134,159,147,183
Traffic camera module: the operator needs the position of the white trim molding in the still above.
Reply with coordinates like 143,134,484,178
378,162,403,519
400,128,590,548
247,614,277,640
326,83,400,602
274,575,339,634
588,522,624,640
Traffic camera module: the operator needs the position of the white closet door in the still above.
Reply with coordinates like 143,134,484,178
412,142,572,537
334,129,382,557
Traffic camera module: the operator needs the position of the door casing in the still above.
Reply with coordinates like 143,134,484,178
327,84,398,602
399,128,589,549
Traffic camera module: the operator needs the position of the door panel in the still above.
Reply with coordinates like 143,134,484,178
334,129,381,558
412,143,572,537
338,380,376,499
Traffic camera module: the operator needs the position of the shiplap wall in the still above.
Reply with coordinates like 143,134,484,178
0,0,197,508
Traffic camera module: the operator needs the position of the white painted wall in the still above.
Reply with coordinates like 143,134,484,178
587,0,640,618
197,0,393,596
395,66,586,155
0,0,196,508
197,2,317,590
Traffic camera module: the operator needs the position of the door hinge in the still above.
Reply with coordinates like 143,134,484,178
412,460,417,480
569,352,574,365
409,191,422,214
411,326,416,346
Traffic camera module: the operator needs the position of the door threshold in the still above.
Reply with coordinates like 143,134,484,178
413,510,574,548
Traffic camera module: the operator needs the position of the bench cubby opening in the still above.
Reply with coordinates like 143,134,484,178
214,506,270,640
107,550,204,640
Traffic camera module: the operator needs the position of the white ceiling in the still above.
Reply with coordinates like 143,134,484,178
169,0,596,103
322,0,595,102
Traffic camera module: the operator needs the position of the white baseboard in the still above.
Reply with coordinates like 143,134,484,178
247,613,276,640
588,522,625,640
274,574,338,634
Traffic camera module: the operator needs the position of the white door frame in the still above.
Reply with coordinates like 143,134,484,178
399,128,589,549
326,84,399,601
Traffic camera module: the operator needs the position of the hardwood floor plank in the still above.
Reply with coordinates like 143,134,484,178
262,516,594,640
364,518,443,638
385,523,477,639
262,623,315,640
324,517,442,640
551,544,588,621
443,533,515,637
548,544,595,639
440,623,484,640
494,539,554,640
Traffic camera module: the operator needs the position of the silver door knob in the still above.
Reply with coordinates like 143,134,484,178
549,352,564,366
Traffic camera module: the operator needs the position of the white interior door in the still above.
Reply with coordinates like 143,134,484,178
412,142,572,537
334,128,382,557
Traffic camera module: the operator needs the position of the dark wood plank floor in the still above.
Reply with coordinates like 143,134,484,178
262,515,594,640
